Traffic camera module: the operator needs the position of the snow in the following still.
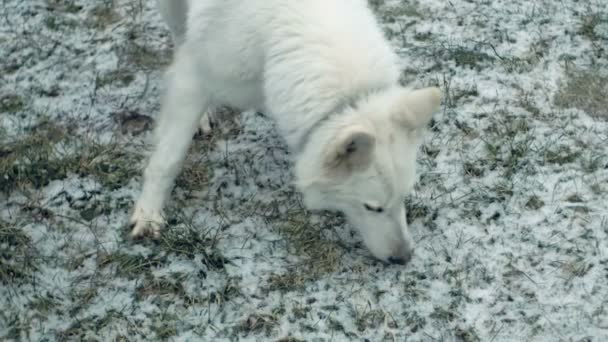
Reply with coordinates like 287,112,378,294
1,0,608,341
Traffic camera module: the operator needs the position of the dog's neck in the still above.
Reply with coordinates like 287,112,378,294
291,84,391,155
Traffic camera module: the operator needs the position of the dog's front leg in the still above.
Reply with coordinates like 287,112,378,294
130,49,208,239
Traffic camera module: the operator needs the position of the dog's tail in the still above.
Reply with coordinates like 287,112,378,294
156,0,188,45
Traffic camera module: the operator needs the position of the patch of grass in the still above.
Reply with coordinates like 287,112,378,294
101,214,228,277
28,293,60,314
112,110,154,136
275,338,305,342
456,326,481,342
374,2,422,22
135,275,186,300
88,0,119,29
439,75,480,109
174,144,212,192
356,309,396,332
0,219,38,285
151,314,180,340
581,151,604,173
68,287,98,316
0,120,142,194
406,201,431,221
496,55,533,74
492,180,515,202
561,257,593,282
476,36,550,73
423,144,440,159
482,116,534,179
56,309,132,340
542,145,582,165
208,278,242,306
44,13,78,31
44,16,59,30
565,193,584,203
159,223,228,270
96,69,136,88
463,161,486,178
76,141,143,190
554,66,608,120
368,0,423,40
123,42,171,70
0,60,20,75
4,316,31,341
419,42,496,71
367,0,385,11
521,36,551,68
430,306,456,322
0,120,67,192
517,91,542,116
235,313,280,337
328,317,346,334
266,272,308,293
291,305,310,320
578,13,606,41
0,94,24,113
47,0,83,13
450,46,494,70
414,31,433,41
451,85,479,106
261,203,341,292
97,251,165,279
525,195,545,210
276,210,340,268
79,205,100,222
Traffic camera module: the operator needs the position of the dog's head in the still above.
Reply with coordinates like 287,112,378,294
295,86,441,265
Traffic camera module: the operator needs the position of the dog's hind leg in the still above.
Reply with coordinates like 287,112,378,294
198,110,215,135
156,0,216,136
130,48,209,239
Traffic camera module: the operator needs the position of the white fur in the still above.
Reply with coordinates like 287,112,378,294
131,0,441,265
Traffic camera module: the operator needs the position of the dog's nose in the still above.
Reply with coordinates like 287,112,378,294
388,247,413,266
388,256,407,265
388,257,407,265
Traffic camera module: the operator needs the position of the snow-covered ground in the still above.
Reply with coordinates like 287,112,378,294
1,0,607,340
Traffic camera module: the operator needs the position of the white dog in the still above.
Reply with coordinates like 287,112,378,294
130,0,441,265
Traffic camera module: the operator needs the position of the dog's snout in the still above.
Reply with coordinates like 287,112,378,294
388,246,413,266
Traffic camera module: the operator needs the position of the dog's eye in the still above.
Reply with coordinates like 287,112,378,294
364,204,384,213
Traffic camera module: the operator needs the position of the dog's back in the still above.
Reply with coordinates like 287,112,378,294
156,0,400,146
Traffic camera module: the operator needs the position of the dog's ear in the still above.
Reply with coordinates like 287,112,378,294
391,87,441,129
323,126,375,177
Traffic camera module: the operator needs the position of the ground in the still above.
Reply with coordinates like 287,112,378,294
1,0,607,341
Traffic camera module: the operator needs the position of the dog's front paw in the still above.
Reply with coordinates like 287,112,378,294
198,112,214,135
129,206,165,239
